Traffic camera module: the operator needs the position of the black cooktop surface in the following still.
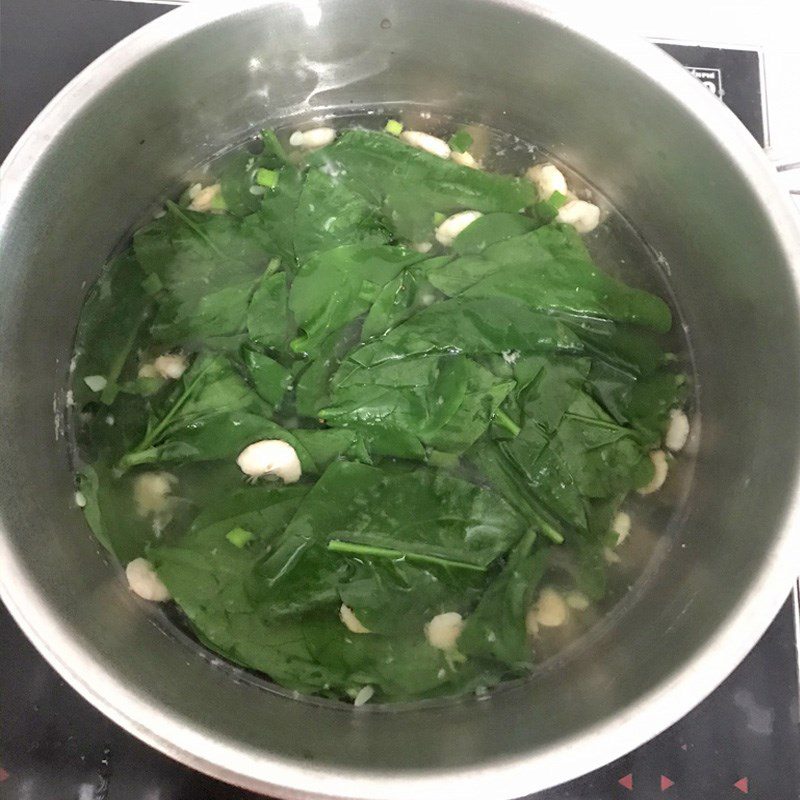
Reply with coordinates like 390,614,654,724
1,3,798,799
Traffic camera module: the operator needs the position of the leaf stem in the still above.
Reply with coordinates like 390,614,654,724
562,411,631,433
261,130,290,164
99,309,149,405
118,357,211,470
327,539,487,572
165,200,230,260
117,447,158,470
532,515,565,544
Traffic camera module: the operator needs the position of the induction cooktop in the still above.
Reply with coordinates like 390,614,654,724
1,3,798,799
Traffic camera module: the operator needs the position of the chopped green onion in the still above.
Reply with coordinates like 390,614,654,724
226,527,255,548
83,375,108,393
384,119,404,136
209,193,228,211
255,168,279,188
141,273,163,296
493,408,521,437
448,130,473,153
537,519,565,544
265,257,282,276
433,211,447,226
549,190,567,209
177,185,197,207
427,450,460,468
533,199,558,223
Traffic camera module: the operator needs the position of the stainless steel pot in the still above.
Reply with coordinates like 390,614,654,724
2,2,799,798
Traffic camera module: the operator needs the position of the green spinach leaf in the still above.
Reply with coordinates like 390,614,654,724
430,225,672,333
247,269,293,350
289,244,424,357
72,253,153,407
306,130,537,241
292,169,390,263
249,462,526,616
347,296,583,368
460,532,547,668
320,353,513,458
242,346,292,408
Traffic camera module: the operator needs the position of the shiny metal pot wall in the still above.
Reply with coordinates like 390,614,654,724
1,2,799,798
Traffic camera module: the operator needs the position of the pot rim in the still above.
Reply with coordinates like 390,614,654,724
2,2,799,798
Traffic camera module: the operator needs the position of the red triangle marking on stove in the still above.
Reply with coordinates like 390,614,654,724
618,773,633,790
734,777,749,793
661,775,674,791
